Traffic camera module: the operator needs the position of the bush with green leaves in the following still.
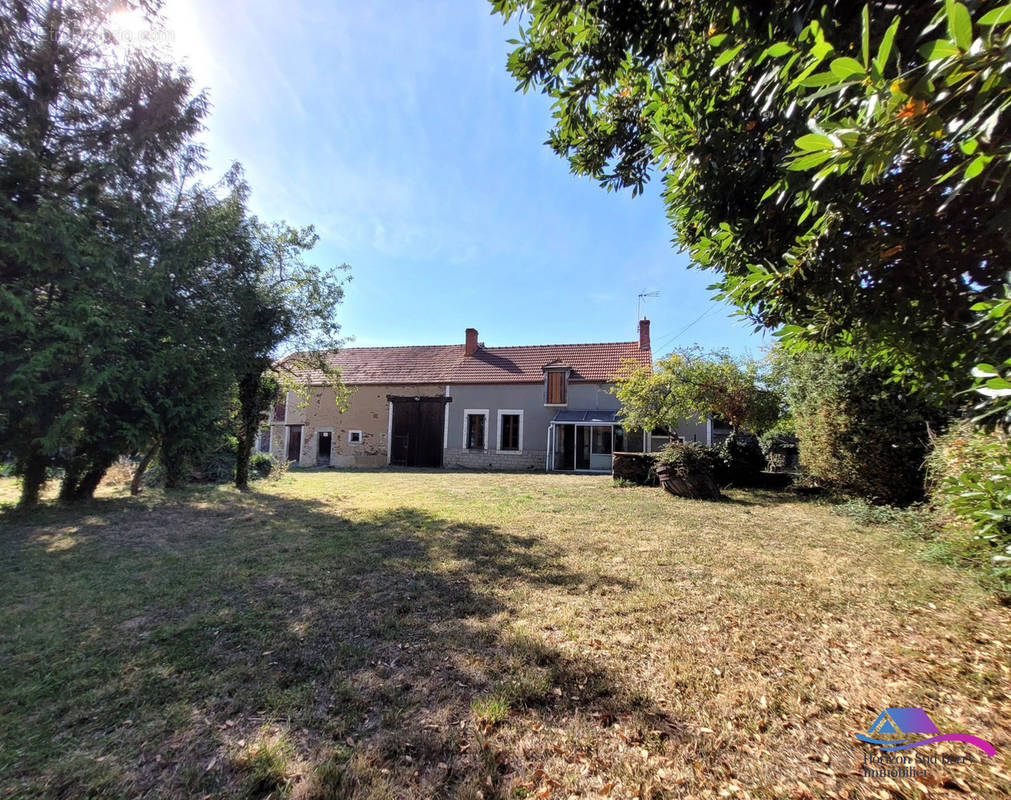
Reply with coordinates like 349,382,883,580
927,423,1011,592
778,349,946,504
197,450,237,485
250,452,279,479
655,442,722,479
715,432,766,485
970,284,1011,429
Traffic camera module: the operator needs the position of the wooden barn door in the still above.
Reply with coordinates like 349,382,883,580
286,425,303,462
388,396,450,467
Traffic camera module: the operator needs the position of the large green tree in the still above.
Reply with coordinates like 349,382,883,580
0,0,207,506
493,0,1011,399
219,171,349,492
1,2,348,505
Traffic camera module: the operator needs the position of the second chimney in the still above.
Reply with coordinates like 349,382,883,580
639,318,651,351
465,327,479,356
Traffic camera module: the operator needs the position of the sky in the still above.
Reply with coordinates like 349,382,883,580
136,0,770,358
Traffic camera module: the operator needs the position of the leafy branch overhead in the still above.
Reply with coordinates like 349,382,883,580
494,0,1011,419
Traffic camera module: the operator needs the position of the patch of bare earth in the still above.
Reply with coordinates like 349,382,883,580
0,471,1008,799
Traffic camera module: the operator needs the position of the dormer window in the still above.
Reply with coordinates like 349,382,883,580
545,369,567,406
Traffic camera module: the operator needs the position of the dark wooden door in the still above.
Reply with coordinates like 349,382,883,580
286,425,302,462
575,426,591,470
559,424,574,471
317,431,332,465
389,397,447,467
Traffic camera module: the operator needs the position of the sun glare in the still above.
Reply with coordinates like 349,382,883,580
105,2,204,71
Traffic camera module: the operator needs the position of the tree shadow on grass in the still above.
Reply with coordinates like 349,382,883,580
0,489,682,800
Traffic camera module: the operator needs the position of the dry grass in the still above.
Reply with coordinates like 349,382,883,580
1,470,1009,800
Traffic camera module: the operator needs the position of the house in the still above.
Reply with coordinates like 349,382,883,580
262,319,711,472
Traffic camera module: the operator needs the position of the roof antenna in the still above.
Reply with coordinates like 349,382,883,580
637,290,660,321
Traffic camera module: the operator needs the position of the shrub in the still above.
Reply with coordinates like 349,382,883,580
250,452,277,479
197,450,235,484
655,442,721,478
715,432,765,485
926,423,1011,594
759,430,799,473
778,350,946,504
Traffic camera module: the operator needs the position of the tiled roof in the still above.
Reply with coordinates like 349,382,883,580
279,340,651,385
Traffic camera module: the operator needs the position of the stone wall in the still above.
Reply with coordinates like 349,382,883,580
272,383,443,467
443,447,547,471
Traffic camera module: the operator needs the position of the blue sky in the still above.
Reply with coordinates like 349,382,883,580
154,0,769,358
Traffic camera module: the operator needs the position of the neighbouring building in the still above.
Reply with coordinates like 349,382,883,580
262,319,712,473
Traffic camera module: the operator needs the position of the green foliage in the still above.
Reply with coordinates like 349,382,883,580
198,450,237,485
655,442,721,479
249,452,276,479
222,179,349,491
493,0,1011,407
759,431,800,473
970,282,1011,429
832,498,929,530
778,348,945,504
0,3,349,503
926,422,1011,592
716,432,766,485
0,0,211,503
614,346,781,434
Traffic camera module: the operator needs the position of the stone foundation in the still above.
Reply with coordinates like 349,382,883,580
443,447,546,471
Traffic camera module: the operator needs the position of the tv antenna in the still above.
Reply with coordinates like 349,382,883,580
637,290,660,320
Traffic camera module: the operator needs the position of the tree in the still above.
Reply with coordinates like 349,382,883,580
614,346,781,434
493,0,1011,397
775,347,948,504
0,0,208,506
0,3,348,504
215,169,349,491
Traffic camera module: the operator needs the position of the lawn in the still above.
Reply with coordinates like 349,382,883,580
1,470,1009,800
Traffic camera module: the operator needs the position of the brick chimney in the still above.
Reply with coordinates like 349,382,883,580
465,327,479,356
638,318,650,350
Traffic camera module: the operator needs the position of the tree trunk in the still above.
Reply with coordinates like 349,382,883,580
234,374,261,491
131,442,159,495
59,460,83,502
17,449,48,509
235,426,253,491
71,463,108,501
162,448,185,489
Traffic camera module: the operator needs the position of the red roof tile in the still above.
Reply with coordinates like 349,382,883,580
280,340,651,385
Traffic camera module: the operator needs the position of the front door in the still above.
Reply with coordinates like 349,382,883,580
575,426,591,470
317,431,332,465
558,424,574,470
389,396,449,467
286,425,302,462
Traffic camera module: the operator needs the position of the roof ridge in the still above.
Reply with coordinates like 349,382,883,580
312,340,641,353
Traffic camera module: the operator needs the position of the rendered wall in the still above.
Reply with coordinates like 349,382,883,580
271,384,443,467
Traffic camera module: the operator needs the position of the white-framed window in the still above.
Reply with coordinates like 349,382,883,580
348,430,362,445
497,409,523,453
257,427,271,454
463,409,489,450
